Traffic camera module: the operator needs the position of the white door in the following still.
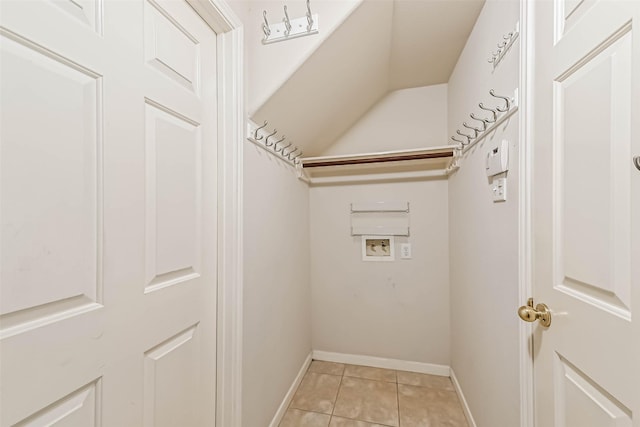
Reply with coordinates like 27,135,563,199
0,0,218,425
529,0,640,426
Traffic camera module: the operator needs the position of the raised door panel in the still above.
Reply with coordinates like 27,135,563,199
48,0,103,35
555,0,598,42
143,325,200,427
13,380,102,426
144,0,200,94
554,355,631,427
553,28,632,319
0,29,102,336
144,100,201,293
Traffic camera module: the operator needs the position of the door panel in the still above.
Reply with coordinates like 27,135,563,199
14,379,102,427
50,0,103,35
554,354,631,427
554,27,632,319
144,0,200,94
555,0,598,42
144,100,202,293
0,28,102,333
144,324,200,427
0,0,218,425
532,1,640,426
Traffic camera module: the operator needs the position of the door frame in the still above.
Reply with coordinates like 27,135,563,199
518,0,534,426
185,1,244,426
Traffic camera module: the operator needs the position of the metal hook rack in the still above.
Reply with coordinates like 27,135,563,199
262,0,319,45
487,22,520,68
247,120,304,168
450,88,519,153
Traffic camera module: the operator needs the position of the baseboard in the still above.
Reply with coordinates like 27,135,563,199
312,350,450,377
268,351,313,427
450,368,477,427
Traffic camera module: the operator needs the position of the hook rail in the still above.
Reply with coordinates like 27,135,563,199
487,22,519,68
450,88,519,153
247,120,305,171
262,1,319,44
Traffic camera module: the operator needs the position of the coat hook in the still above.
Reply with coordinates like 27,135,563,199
283,5,292,35
265,129,278,146
272,135,286,150
633,155,640,171
478,103,498,122
287,147,300,160
456,129,474,142
463,122,482,137
306,0,314,31
276,142,292,154
262,11,271,38
470,113,490,128
283,145,297,157
254,121,268,140
469,113,487,132
451,136,466,145
489,89,511,112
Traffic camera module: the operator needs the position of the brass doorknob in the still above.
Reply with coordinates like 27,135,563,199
518,298,551,327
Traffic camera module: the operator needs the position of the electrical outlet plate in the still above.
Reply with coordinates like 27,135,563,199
400,243,412,259
492,177,507,202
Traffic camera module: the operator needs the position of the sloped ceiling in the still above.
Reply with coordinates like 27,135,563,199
389,0,485,90
252,0,485,156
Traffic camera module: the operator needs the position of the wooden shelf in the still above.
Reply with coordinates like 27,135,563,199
297,146,459,184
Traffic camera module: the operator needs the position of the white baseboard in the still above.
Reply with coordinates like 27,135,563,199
450,368,477,427
312,350,450,377
268,352,313,427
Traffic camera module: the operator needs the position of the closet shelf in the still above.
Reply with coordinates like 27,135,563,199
297,146,460,184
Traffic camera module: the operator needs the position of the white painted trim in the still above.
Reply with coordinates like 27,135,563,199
187,0,242,32
518,0,535,426
188,2,244,427
312,350,450,377
268,352,313,427
450,368,477,427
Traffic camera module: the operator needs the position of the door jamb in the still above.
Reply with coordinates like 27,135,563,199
518,0,535,426
185,1,244,426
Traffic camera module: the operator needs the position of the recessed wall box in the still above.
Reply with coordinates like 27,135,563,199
486,139,509,177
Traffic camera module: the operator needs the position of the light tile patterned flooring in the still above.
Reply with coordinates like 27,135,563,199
279,360,469,427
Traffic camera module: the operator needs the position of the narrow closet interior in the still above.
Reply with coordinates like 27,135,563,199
229,0,523,426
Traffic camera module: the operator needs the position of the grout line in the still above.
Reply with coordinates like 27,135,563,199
331,370,344,417
396,381,401,427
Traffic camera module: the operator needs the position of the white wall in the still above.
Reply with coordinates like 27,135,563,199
324,84,449,156
242,144,311,427
310,180,450,365
310,84,450,366
447,1,521,426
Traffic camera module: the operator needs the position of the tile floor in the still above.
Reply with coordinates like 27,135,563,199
279,360,469,427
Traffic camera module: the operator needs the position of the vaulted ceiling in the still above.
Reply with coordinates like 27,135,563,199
251,0,485,156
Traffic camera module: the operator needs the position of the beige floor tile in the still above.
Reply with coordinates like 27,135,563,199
343,364,397,383
290,373,342,414
329,416,389,427
396,371,455,391
279,409,331,427
308,360,346,376
398,384,468,427
333,377,399,426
